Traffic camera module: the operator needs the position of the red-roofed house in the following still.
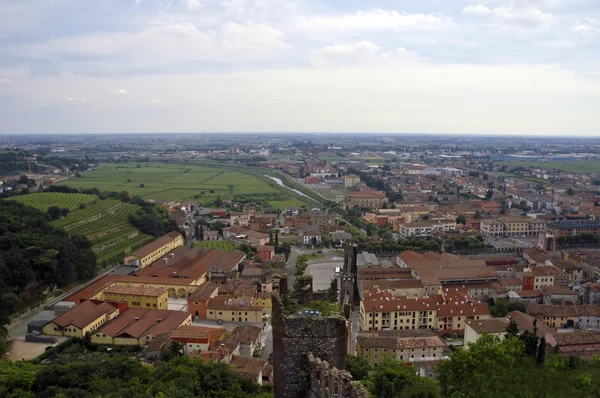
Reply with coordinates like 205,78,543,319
256,245,275,261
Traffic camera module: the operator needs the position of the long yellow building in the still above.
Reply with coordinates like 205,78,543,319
357,330,445,365
98,285,168,309
124,231,183,268
43,300,120,338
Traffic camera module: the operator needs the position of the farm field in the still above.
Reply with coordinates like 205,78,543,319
193,240,237,252
7,192,97,212
497,161,600,174
59,163,310,209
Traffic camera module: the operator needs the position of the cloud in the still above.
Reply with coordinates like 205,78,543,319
462,3,555,27
462,5,493,16
186,0,202,11
149,99,163,105
65,97,84,102
111,88,129,95
572,18,600,35
311,41,416,67
0,78,14,85
299,9,447,32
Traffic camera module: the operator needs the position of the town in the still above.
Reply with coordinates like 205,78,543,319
2,133,600,396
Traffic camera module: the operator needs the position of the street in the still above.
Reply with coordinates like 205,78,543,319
260,324,273,361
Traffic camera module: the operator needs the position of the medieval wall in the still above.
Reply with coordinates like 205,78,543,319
307,353,369,398
272,293,350,398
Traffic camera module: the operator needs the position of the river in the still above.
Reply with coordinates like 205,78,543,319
266,175,312,199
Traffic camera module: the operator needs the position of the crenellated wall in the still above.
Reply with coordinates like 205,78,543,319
307,353,369,398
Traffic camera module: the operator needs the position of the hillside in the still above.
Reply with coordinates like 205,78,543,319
6,193,153,265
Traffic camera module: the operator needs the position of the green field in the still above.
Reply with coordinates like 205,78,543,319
193,240,237,252
497,161,600,174
8,192,97,212
50,197,153,264
59,163,312,209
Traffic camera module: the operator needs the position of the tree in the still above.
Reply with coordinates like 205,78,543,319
536,337,546,365
345,355,371,381
212,221,225,236
473,210,482,219
199,224,204,241
568,187,575,196
139,183,145,188
274,230,279,249
456,215,467,225
169,340,184,357
269,231,274,245
47,206,63,220
486,189,494,200
506,320,520,337
364,357,439,398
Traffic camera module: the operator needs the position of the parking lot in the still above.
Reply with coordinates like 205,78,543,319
168,298,188,312
484,235,538,249
306,256,343,291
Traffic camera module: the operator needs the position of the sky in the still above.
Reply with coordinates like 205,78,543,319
0,0,599,135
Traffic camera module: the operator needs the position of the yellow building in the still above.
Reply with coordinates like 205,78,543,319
357,330,445,365
502,216,530,237
360,292,491,332
344,174,361,188
99,285,168,309
91,308,191,346
43,300,120,338
253,292,272,310
207,297,264,323
124,231,183,268
531,268,555,290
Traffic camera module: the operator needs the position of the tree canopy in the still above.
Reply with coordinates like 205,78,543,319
0,201,96,325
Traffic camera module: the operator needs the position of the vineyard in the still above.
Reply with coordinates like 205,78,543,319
8,192,97,212
193,240,237,252
52,198,153,264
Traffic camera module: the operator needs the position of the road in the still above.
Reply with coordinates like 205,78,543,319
350,308,359,355
286,247,300,290
260,324,273,361
191,318,262,332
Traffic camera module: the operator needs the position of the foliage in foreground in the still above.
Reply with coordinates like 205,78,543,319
438,334,600,398
0,356,272,398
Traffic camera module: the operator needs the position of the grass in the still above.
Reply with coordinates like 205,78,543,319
305,253,327,260
7,192,97,212
193,240,237,252
59,162,312,208
497,161,600,174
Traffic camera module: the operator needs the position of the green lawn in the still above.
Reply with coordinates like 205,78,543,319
497,161,600,174
59,163,309,208
193,240,237,252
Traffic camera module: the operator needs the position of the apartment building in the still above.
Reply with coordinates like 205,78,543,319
206,296,264,323
398,220,456,238
360,290,490,332
124,231,184,268
344,174,361,188
480,216,547,237
547,220,600,237
345,191,388,209
357,330,445,365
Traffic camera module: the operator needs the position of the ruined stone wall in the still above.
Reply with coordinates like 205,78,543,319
272,293,350,398
307,353,369,398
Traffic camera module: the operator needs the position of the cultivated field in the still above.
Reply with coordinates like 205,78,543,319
193,240,237,252
59,163,309,209
497,161,600,174
51,198,152,264
8,192,97,212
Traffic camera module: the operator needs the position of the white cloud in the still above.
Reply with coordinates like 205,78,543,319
111,88,129,95
65,97,84,102
149,99,164,105
0,78,14,84
462,3,555,27
311,41,416,67
572,17,600,35
299,9,447,32
186,0,202,11
462,5,493,16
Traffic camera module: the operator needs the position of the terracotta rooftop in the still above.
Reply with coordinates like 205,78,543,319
102,285,166,297
232,324,262,344
555,331,600,346
188,281,219,301
207,296,263,311
169,325,224,341
465,318,509,334
507,310,556,339
95,308,189,339
357,330,444,349
130,231,181,259
52,300,118,328
361,279,424,292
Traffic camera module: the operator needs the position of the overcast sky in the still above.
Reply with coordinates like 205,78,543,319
1,0,599,135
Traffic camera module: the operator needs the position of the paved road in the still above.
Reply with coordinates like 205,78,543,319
260,324,273,361
286,247,300,290
350,308,360,356
191,318,262,332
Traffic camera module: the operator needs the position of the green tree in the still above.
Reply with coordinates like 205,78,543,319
456,215,467,225
345,355,371,381
364,357,439,398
